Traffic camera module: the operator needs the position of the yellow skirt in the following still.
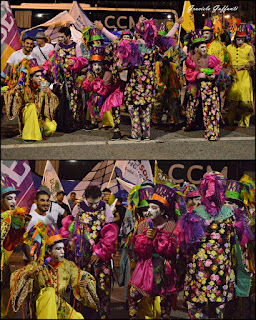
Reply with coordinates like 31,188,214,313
226,69,254,104
21,103,57,141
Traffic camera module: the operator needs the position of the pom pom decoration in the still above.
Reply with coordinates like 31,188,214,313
239,174,255,207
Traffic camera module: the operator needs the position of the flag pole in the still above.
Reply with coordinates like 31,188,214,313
178,1,186,46
154,160,157,185
107,161,117,188
41,160,49,186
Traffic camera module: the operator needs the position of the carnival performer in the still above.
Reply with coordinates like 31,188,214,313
202,17,228,66
9,222,99,319
93,21,140,140
174,171,254,319
81,26,115,130
60,186,118,319
42,26,88,133
224,22,255,128
183,29,222,141
1,174,31,319
182,183,201,213
82,46,123,135
2,58,58,143
153,22,184,127
129,184,179,319
124,18,161,141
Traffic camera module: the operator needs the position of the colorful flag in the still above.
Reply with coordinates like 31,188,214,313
42,160,70,210
154,161,173,185
1,1,21,72
69,1,93,32
181,1,195,33
115,160,154,185
1,160,36,212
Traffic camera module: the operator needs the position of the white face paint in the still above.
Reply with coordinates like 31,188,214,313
235,37,245,47
122,35,131,40
32,71,42,86
224,200,238,210
86,196,101,209
51,242,65,262
193,197,201,207
144,203,162,220
58,33,68,44
3,193,17,210
202,31,212,42
198,43,207,55
92,62,103,75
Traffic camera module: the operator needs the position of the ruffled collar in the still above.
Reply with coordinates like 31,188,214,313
58,41,76,49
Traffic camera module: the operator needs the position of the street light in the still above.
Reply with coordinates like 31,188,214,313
224,14,230,19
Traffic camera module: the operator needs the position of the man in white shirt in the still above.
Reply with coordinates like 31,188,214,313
32,32,55,66
1,37,35,82
27,190,53,231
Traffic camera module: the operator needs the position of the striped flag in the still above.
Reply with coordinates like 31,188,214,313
1,1,21,72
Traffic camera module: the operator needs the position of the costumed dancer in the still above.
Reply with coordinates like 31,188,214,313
81,26,115,129
82,46,123,135
183,29,222,141
1,174,32,319
2,58,58,143
174,171,254,319
224,21,255,128
126,182,163,319
182,183,201,213
128,184,179,319
60,186,118,319
124,18,161,141
9,222,99,319
202,17,228,66
94,21,144,140
42,26,88,133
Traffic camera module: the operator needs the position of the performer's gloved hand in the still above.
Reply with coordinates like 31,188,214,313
26,265,43,279
147,228,157,241
197,72,206,79
93,20,104,31
42,87,52,96
90,253,100,264
87,72,95,82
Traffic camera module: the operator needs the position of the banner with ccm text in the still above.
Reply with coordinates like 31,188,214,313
1,1,21,72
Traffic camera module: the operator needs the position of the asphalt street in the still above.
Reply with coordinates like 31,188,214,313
1,114,255,160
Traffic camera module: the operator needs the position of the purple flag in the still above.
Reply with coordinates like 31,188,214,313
1,161,36,212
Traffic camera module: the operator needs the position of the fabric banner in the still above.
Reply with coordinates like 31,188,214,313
69,1,93,32
42,160,70,209
1,160,36,212
115,160,154,185
1,1,21,72
154,161,173,185
181,1,195,33
68,160,128,201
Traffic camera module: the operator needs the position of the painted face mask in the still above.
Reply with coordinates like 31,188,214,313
92,62,103,75
4,193,17,210
144,203,162,220
224,200,238,210
198,43,207,55
51,242,65,262
86,197,101,209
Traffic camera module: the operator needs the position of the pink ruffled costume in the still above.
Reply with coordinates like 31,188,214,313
82,71,123,121
130,219,177,297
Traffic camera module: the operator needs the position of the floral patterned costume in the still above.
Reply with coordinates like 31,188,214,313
62,200,118,319
43,42,87,133
129,219,177,319
124,44,159,139
185,54,222,140
174,204,253,319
